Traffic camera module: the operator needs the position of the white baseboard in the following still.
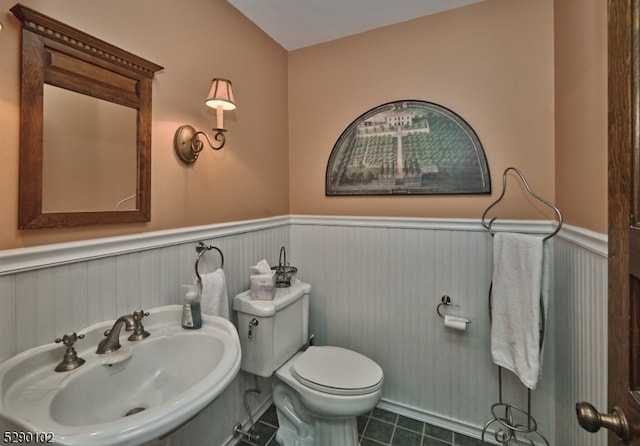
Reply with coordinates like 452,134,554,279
378,398,503,446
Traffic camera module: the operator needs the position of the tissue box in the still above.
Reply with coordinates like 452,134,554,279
250,273,276,300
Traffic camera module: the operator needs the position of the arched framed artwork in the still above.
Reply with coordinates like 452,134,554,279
325,100,491,196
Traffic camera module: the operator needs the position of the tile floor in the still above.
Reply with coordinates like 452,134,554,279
238,404,486,446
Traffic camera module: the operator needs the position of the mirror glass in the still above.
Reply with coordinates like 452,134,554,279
42,85,138,213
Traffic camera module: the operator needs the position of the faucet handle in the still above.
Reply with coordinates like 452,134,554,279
128,310,151,341
55,331,85,347
54,332,85,372
133,310,149,321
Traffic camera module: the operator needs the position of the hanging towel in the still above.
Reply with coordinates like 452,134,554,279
199,268,229,319
490,232,546,389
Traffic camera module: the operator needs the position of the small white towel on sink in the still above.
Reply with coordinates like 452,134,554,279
199,268,229,319
490,232,546,389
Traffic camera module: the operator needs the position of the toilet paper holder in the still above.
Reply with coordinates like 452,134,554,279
436,295,471,324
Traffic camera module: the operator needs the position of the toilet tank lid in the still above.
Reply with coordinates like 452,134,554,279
233,280,311,317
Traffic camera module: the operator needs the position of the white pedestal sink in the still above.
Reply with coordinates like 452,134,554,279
0,305,241,445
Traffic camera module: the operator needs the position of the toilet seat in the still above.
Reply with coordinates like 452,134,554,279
290,346,383,396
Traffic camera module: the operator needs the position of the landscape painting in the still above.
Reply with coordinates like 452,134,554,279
326,100,491,196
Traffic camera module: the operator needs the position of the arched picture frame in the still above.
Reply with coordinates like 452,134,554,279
326,100,491,196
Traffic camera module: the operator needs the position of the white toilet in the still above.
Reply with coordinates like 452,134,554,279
233,281,383,446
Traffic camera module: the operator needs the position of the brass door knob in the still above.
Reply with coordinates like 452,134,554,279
576,401,630,443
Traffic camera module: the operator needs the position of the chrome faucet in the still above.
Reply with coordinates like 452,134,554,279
96,314,136,354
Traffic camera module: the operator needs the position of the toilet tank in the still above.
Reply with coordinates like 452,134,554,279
233,281,311,377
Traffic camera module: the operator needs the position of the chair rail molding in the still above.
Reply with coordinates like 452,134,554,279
0,216,606,276
0,216,290,276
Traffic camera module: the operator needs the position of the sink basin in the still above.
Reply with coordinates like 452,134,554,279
0,305,241,445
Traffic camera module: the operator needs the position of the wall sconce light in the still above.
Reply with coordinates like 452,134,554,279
174,78,236,164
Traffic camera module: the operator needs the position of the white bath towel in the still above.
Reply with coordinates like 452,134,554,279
199,268,229,319
490,232,547,389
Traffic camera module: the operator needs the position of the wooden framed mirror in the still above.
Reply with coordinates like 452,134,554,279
11,4,163,229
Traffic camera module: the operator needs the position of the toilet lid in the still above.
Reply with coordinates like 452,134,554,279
291,346,383,396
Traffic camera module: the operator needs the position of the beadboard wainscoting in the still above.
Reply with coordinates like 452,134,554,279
553,228,608,446
288,217,607,446
290,217,556,444
0,217,290,446
0,216,607,446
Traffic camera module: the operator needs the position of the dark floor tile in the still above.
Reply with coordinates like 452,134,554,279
453,433,484,446
243,421,277,446
391,426,423,446
239,439,277,446
265,435,280,446
363,418,395,444
358,413,370,434
397,415,424,434
361,438,389,446
371,407,399,423
260,404,279,427
424,423,454,443
422,436,451,446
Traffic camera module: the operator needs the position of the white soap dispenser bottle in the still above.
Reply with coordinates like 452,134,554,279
181,284,202,329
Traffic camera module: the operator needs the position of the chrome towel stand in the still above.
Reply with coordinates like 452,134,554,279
194,241,224,292
480,167,561,446
481,167,563,241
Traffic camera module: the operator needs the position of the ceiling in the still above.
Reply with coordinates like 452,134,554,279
226,0,485,51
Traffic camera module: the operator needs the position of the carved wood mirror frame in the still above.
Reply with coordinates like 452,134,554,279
11,4,163,229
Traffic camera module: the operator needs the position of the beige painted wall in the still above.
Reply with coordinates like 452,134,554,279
289,0,558,222
287,0,608,233
0,0,608,249
554,0,607,234
0,0,289,249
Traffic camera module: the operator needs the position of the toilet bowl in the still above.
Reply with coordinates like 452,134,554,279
273,347,383,446
233,281,384,446
278,346,383,417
